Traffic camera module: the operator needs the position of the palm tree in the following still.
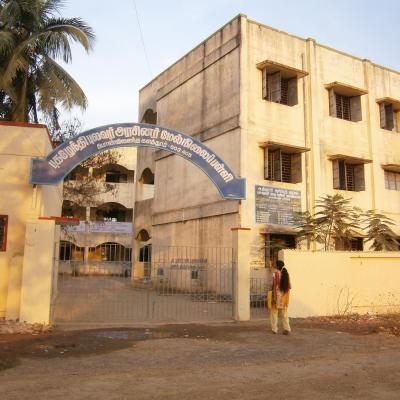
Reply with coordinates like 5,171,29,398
0,0,95,123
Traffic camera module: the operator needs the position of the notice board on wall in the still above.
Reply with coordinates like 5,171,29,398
255,185,301,226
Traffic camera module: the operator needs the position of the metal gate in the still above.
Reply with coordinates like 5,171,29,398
250,245,272,319
52,244,233,324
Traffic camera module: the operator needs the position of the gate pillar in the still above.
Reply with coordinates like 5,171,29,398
232,227,251,321
20,219,58,324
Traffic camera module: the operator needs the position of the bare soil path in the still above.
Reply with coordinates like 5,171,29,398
1,316,399,400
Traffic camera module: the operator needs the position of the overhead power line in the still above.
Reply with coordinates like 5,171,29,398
132,0,153,78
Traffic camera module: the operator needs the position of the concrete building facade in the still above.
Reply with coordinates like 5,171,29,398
135,14,400,267
59,147,137,276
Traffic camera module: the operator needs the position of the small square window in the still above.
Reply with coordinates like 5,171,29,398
191,270,199,280
0,215,8,252
332,160,365,192
264,148,302,183
379,102,400,132
384,170,400,191
328,88,363,122
262,70,298,106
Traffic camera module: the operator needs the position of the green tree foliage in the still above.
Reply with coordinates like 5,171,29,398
362,210,399,251
314,194,360,250
0,0,95,123
293,211,318,250
294,194,399,251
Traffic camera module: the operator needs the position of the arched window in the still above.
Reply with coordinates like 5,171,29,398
61,200,86,220
136,229,151,242
59,241,84,261
93,163,133,183
89,242,132,262
94,202,132,222
141,108,157,124
140,168,154,185
64,165,89,182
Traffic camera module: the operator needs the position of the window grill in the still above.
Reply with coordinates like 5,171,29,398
385,170,400,191
281,152,292,182
345,164,355,191
280,78,289,105
335,93,351,120
0,215,8,252
268,151,274,180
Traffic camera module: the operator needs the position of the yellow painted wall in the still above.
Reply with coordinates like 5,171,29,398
19,220,58,324
243,17,400,238
282,250,400,317
0,122,62,319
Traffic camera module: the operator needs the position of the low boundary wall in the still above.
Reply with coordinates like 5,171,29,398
281,250,400,318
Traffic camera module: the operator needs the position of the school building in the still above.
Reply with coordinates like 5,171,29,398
134,14,400,268
1,15,400,324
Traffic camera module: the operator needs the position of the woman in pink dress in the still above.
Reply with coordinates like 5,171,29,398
269,260,291,335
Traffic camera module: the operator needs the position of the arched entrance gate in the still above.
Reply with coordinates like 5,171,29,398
31,123,246,325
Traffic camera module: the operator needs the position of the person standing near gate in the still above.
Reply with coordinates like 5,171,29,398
268,260,291,335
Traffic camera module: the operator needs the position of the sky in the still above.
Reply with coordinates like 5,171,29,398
59,0,400,130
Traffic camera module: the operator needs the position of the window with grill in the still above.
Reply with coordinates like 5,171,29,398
264,148,302,183
0,215,8,252
332,160,365,192
328,89,362,122
262,70,298,106
335,94,351,120
379,103,399,132
92,242,132,262
335,237,363,251
345,164,355,191
384,170,400,191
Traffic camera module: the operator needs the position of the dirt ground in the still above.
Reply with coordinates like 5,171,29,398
1,315,400,400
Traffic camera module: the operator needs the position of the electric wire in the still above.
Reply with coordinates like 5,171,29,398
132,0,153,78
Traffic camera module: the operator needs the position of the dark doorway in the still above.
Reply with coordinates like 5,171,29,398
265,234,296,265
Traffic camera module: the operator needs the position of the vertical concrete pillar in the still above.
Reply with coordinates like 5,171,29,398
363,59,378,211
232,227,251,321
5,255,23,320
84,206,90,264
131,239,142,281
0,258,10,319
20,219,57,324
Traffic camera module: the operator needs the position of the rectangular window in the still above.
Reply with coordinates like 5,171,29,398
384,170,400,191
191,270,199,280
333,160,365,191
345,164,355,191
379,103,399,132
264,148,302,183
329,89,362,122
335,237,363,251
0,215,8,252
262,69,298,106
105,171,127,183
335,93,351,120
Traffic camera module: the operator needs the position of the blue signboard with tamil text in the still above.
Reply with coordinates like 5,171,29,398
30,123,246,200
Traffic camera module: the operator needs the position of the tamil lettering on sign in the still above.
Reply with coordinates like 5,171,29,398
89,221,132,234
255,185,301,226
170,258,208,270
65,221,133,233
30,123,246,200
